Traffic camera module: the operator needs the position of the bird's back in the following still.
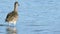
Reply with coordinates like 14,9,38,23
5,11,18,22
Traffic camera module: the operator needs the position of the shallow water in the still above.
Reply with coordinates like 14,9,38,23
0,0,60,34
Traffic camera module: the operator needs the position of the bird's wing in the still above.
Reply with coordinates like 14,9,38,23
5,11,18,22
5,12,13,21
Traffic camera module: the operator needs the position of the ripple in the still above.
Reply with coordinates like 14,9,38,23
0,24,8,26
33,29,48,32
27,25,48,26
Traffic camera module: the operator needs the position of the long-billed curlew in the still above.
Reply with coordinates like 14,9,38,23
5,1,19,26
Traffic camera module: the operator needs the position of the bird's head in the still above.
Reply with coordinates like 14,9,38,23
14,1,19,6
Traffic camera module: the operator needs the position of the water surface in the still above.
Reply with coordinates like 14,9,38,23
0,0,60,34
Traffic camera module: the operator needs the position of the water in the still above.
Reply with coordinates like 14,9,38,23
0,0,60,34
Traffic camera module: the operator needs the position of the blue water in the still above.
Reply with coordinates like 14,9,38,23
0,0,60,34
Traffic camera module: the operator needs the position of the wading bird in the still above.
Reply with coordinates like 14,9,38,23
5,1,19,26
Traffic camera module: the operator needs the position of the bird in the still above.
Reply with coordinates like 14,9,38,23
5,1,19,26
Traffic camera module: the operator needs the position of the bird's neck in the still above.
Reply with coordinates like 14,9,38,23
14,5,18,12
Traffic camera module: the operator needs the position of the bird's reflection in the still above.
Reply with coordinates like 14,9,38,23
6,26,17,34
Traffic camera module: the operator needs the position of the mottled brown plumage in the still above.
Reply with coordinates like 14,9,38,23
5,1,19,25
5,11,18,22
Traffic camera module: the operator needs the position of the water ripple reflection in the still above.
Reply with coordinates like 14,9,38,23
6,26,17,34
